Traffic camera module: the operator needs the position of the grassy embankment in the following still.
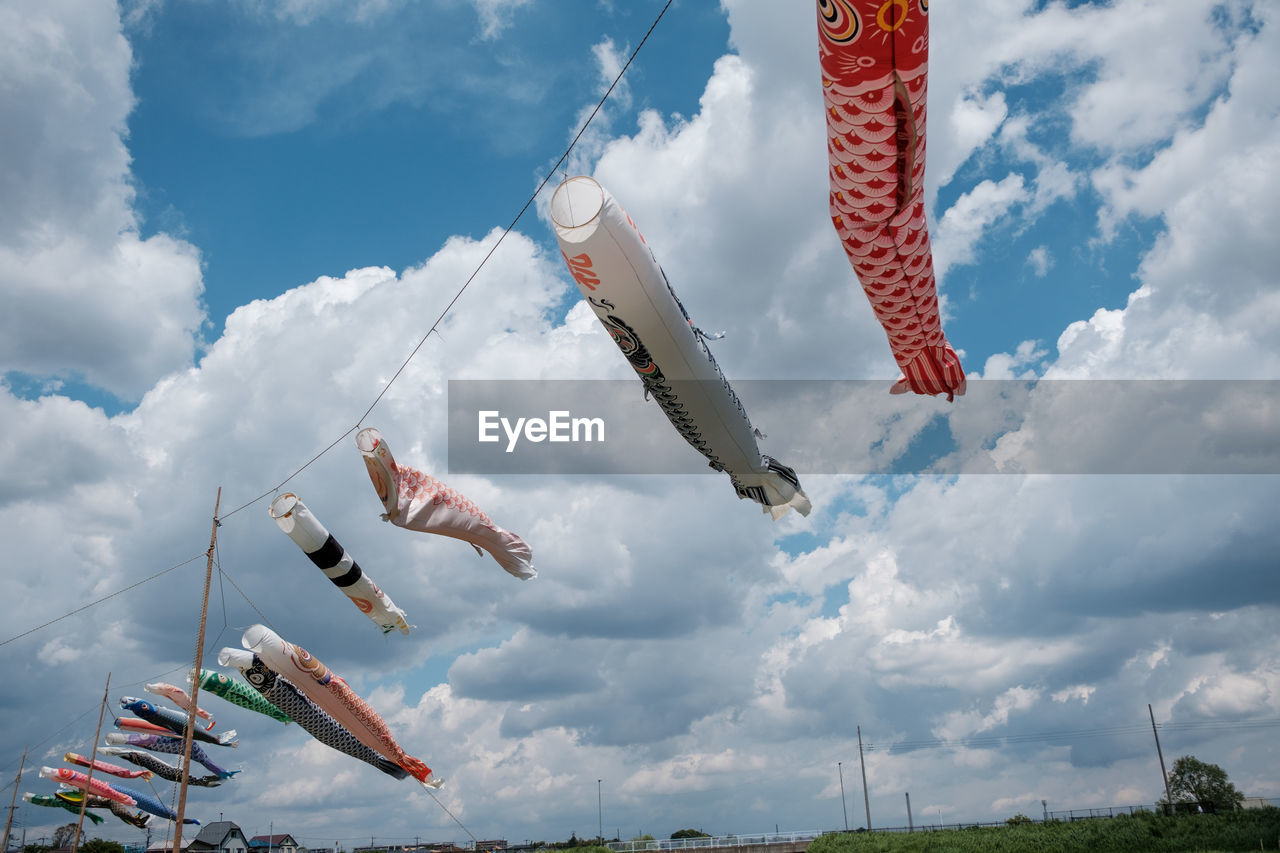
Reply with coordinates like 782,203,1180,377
805,807,1280,852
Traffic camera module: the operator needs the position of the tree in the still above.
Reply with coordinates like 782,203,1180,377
80,839,125,853
1164,755,1245,813
52,825,77,849
669,831,708,841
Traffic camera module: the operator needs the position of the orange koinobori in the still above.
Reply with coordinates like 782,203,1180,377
241,624,442,788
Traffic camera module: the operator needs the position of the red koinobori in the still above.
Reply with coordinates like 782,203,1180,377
817,0,966,399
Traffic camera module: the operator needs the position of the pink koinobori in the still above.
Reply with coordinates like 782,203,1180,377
356,427,535,580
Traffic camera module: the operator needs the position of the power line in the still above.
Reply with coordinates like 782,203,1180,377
871,719,1280,753
0,553,205,649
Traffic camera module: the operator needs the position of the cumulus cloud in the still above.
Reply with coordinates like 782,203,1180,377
933,175,1030,280
0,0,205,399
2,0,1278,845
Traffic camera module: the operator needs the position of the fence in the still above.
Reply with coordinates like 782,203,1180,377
607,832,822,852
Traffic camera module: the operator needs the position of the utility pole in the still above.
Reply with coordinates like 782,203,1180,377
857,726,871,831
1149,704,1173,813
837,762,848,831
905,793,912,832
597,779,603,844
173,488,220,853
2,747,26,853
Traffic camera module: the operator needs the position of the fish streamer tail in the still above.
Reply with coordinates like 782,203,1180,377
215,729,238,746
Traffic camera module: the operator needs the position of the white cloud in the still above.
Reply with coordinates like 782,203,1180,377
1052,685,1097,705
1026,246,1053,277
3,0,1279,845
934,686,1043,742
979,339,1048,380
1175,672,1271,718
933,174,1030,280
469,0,534,40
0,0,205,399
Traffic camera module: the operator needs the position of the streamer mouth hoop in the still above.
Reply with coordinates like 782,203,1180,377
550,175,605,230
356,427,383,453
268,492,299,519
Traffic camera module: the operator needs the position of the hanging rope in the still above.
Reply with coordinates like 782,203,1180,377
426,787,479,845
217,0,675,524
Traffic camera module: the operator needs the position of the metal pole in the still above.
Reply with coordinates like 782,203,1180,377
905,793,912,832
173,487,221,853
2,747,25,853
1149,704,1173,813
837,762,848,831
857,726,871,831
71,675,111,853
597,779,603,843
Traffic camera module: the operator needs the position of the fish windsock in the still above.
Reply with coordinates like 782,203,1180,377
114,717,172,735
38,766,135,806
193,668,291,723
23,793,106,825
64,751,152,780
104,732,239,780
268,492,411,635
108,781,198,824
550,176,812,520
97,747,223,788
218,648,409,781
53,791,152,829
816,0,965,398
145,682,216,730
357,427,535,580
119,697,237,746
240,625,441,787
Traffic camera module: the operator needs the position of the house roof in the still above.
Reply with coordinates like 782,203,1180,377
249,835,298,847
146,839,194,853
195,822,245,846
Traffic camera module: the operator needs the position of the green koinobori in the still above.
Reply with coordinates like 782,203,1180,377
195,667,292,724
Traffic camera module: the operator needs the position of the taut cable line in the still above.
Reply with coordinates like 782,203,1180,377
216,0,675,524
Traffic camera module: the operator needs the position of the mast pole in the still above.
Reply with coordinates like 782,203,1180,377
173,487,221,852
71,674,111,853
1,747,25,853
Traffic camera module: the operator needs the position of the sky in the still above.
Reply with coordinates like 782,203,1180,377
1,0,1279,848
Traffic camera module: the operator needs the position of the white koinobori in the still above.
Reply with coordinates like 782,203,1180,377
551,176,812,520
268,493,411,635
